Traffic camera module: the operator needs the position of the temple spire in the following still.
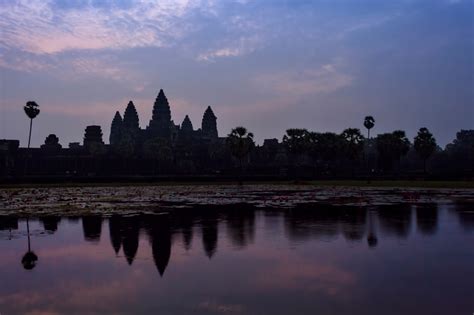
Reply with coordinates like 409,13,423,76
123,101,139,132
109,111,123,145
201,106,218,139
152,89,171,122
147,89,173,139
181,115,193,132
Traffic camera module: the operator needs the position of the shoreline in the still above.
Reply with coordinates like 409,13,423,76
0,179,473,189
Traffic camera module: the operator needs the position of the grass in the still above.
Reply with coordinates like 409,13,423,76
0,179,473,189
306,180,474,189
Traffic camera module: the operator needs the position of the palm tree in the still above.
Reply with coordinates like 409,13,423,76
226,127,255,181
282,129,309,174
376,130,410,173
363,116,375,182
341,128,365,176
24,101,40,148
414,127,437,174
363,116,375,139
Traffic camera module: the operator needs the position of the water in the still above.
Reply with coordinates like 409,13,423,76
1,203,473,315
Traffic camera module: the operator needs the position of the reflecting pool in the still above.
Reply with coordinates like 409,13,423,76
1,202,473,315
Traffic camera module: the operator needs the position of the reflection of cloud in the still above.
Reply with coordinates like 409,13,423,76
256,261,355,296
0,276,145,314
197,301,245,314
246,246,356,296
254,64,353,96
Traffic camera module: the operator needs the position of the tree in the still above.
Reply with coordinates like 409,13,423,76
341,128,365,160
341,128,365,176
376,130,410,172
282,129,309,156
363,116,375,139
363,116,375,182
226,127,255,178
444,129,474,175
414,127,437,174
24,101,40,148
317,132,343,162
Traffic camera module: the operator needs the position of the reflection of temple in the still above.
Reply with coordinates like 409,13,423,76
82,216,103,242
201,210,219,259
145,216,172,276
0,216,18,231
40,216,61,233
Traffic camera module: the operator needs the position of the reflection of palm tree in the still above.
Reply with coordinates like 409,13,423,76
377,204,412,238
367,209,378,248
341,207,367,241
226,208,255,248
22,218,38,270
416,204,439,235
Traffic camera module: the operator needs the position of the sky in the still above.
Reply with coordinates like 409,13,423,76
0,0,472,148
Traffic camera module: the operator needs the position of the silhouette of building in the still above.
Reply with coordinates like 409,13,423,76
1,87,472,180
109,89,219,151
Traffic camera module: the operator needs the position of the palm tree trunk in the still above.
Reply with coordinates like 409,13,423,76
27,118,33,149
26,218,31,252
238,157,243,185
24,118,33,176
366,129,371,184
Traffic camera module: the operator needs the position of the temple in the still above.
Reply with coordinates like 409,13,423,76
1,88,471,179
109,89,219,150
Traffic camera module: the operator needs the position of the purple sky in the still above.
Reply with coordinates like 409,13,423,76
0,0,473,147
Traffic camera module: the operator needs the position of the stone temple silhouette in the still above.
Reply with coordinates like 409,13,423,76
109,89,218,148
1,88,472,179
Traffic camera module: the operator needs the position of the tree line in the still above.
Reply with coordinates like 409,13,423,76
227,116,473,178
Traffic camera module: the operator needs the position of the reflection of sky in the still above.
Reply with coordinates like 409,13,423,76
0,206,473,315
0,0,472,147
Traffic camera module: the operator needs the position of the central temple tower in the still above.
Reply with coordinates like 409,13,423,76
147,89,173,139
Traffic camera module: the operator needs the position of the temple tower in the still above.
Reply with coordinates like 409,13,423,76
147,89,173,139
123,101,140,133
109,111,123,145
181,115,193,133
201,106,218,139
84,125,104,152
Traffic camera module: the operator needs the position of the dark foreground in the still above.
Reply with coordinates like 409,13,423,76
0,187,473,315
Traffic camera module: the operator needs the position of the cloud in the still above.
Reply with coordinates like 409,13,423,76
254,63,353,96
0,0,211,55
197,35,261,61
0,52,54,72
